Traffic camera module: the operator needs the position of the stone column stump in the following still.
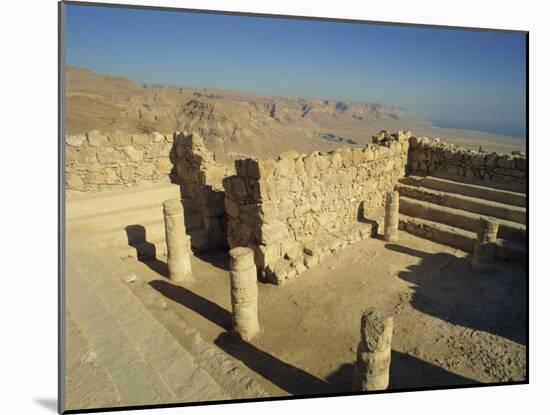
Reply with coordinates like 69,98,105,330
384,191,400,242
352,308,393,391
471,218,499,274
163,198,193,283
229,247,260,341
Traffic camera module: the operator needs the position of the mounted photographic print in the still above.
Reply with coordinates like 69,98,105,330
59,1,528,413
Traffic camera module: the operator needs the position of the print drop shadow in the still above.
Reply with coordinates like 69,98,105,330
325,350,478,392
385,243,526,345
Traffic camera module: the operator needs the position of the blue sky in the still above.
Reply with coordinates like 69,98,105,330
65,4,527,138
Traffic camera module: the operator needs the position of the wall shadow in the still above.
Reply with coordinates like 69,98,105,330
326,350,478,393
385,243,526,345
149,279,232,331
357,201,380,237
194,250,230,271
214,332,331,396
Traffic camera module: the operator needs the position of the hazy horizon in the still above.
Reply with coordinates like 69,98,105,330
65,4,527,139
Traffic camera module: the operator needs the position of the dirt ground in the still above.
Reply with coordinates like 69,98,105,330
121,230,526,397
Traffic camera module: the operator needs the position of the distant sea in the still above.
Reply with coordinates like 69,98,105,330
430,119,526,140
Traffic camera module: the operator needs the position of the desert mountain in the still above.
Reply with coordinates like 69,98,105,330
66,66,524,161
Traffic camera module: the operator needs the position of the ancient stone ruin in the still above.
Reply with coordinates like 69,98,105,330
66,128,527,281
65,128,526,406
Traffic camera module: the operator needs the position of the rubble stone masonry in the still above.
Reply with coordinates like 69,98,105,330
407,136,526,188
172,132,235,248
223,131,410,284
65,131,176,192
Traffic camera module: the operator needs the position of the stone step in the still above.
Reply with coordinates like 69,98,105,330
65,311,121,410
396,183,526,224
76,220,209,253
66,182,183,219
105,257,269,400
401,175,526,207
398,213,476,252
66,249,230,407
398,214,526,261
399,196,526,243
67,202,202,235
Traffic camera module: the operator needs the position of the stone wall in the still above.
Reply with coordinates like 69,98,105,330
173,133,235,248
223,131,410,285
407,135,527,189
65,131,175,192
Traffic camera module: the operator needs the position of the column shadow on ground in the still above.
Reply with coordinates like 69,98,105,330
149,279,331,396
149,279,232,331
326,350,479,392
214,332,331,396
385,243,526,345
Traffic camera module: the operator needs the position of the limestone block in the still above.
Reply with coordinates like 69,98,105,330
294,158,305,174
104,169,120,184
132,133,150,147
390,142,402,155
341,149,354,168
316,154,331,170
152,132,165,143
378,146,390,159
257,243,281,269
108,131,132,146
295,262,307,275
303,153,318,172
230,177,248,200
85,130,109,147
260,221,288,244
66,173,85,189
274,157,295,177
258,159,276,178
76,147,98,164
122,146,143,162
120,166,135,181
397,130,412,140
497,155,514,169
304,242,321,257
155,158,173,174
84,171,105,184
66,134,87,147
145,144,165,159
224,197,240,218
98,148,124,164
65,147,77,165
330,152,343,168
278,150,300,160
281,239,303,259
138,163,155,177
351,148,364,164
304,254,319,268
